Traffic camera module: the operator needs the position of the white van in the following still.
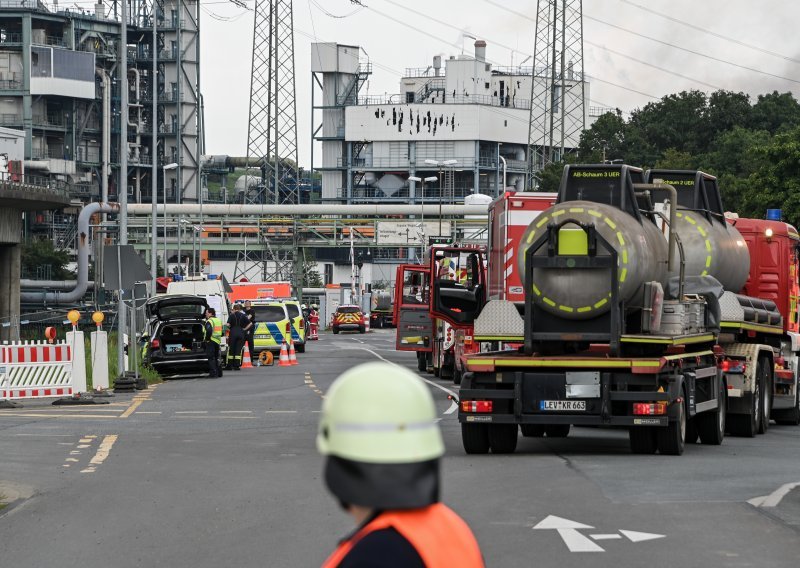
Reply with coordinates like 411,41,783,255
166,277,231,329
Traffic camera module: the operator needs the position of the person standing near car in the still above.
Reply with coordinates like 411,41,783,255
244,300,256,359
204,307,223,378
226,303,251,370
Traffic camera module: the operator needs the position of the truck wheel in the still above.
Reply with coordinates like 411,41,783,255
685,419,699,444
332,327,339,335
774,389,800,426
629,428,657,454
417,352,427,372
418,353,427,372
757,357,772,434
520,425,545,437
730,364,761,437
462,423,490,454
441,362,454,380
453,368,462,385
698,378,726,445
488,424,518,454
544,424,571,438
657,395,686,456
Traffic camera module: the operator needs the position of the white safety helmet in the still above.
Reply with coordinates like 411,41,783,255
317,362,444,509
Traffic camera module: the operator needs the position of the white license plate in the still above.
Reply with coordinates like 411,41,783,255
540,400,586,411
254,334,270,339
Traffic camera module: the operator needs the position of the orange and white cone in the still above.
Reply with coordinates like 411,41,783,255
241,343,254,369
288,340,298,365
278,342,291,367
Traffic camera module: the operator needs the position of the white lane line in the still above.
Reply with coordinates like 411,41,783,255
175,411,208,414
591,534,622,541
748,481,800,508
265,410,298,414
355,346,459,415
136,411,162,414
220,411,254,414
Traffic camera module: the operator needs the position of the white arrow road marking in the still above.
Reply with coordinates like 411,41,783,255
591,534,622,541
620,530,666,543
533,516,604,552
748,481,800,508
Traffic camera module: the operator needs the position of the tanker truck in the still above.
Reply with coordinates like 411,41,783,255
430,164,800,455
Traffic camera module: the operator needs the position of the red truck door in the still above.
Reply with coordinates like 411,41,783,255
394,265,434,352
429,247,486,328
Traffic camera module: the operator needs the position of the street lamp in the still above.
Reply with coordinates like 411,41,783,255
409,175,437,254
162,162,179,279
424,159,458,237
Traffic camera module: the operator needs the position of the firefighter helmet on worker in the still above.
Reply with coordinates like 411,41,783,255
317,362,444,510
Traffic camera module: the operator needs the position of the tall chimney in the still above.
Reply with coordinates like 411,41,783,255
433,55,442,76
474,40,486,62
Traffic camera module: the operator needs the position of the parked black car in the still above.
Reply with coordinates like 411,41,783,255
142,295,222,378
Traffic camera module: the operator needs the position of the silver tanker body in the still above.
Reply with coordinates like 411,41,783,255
519,198,751,321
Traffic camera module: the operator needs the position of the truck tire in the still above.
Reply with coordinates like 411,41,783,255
657,395,686,456
462,423,490,454
453,367,462,385
685,418,699,444
629,427,657,454
332,327,339,335
698,379,726,445
520,425,545,437
417,352,427,372
757,357,772,434
544,424,571,438
441,362,454,380
488,424,518,454
729,363,761,438
774,389,800,426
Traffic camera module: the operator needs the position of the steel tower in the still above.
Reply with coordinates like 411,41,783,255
247,0,300,204
527,0,586,189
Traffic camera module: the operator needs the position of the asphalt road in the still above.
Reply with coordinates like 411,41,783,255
2,329,800,567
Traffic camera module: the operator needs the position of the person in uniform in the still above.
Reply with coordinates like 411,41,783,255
226,303,251,370
317,362,484,568
243,300,256,359
203,307,223,378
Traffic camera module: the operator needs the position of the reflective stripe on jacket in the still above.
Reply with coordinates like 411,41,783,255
322,503,484,568
209,317,223,344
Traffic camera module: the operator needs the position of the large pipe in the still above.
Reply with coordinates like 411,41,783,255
127,203,489,216
21,280,95,290
21,202,120,304
97,69,111,204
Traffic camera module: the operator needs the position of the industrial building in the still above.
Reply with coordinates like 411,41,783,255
311,40,607,206
0,0,201,251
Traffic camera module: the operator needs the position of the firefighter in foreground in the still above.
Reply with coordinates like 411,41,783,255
317,362,484,567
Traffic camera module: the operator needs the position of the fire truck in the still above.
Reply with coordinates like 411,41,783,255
428,164,800,455
394,194,556,381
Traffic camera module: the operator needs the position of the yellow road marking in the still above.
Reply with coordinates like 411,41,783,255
119,398,146,418
81,434,118,473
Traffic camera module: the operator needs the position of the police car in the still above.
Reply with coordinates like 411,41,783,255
250,300,293,353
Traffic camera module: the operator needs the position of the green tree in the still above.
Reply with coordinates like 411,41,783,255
749,91,800,134
577,109,627,162
739,126,800,226
536,161,567,192
654,148,695,170
21,238,74,280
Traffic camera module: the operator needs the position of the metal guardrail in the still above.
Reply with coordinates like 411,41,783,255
356,92,534,111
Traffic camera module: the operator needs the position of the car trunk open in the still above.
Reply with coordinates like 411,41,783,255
156,322,206,355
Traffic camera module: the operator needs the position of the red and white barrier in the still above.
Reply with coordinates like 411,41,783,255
0,341,74,401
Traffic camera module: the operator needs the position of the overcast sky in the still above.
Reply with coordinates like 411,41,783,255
200,0,800,167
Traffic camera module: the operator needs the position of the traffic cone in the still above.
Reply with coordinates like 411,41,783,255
278,342,291,367
241,343,254,369
288,340,298,365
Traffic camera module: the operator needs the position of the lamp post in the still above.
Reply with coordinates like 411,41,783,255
192,225,203,275
162,162,179,279
424,159,458,237
408,175,437,257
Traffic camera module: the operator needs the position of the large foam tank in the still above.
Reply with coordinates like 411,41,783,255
516,200,668,320
668,211,750,292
